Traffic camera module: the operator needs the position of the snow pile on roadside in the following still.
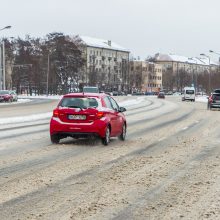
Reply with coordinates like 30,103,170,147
18,95,62,100
0,99,32,106
0,112,52,125
196,96,208,103
118,97,146,107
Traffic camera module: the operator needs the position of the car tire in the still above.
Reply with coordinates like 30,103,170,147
119,123,126,141
51,135,60,144
102,126,110,146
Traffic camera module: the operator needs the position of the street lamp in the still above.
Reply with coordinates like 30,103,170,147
0,26,11,31
209,50,220,72
0,25,12,90
188,57,198,92
209,50,220,56
200,53,211,94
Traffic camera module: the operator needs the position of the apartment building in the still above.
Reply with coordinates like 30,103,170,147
153,53,219,91
154,53,218,73
129,60,162,93
80,36,130,92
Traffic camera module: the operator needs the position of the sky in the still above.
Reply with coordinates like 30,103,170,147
1,0,220,60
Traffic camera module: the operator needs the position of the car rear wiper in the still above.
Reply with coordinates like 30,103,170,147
66,105,88,110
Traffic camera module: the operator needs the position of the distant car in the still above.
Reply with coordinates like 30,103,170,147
166,91,173,95
0,90,13,102
50,92,127,145
9,90,18,101
83,86,99,93
112,91,118,96
214,88,220,94
157,92,165,99
207,93,220,110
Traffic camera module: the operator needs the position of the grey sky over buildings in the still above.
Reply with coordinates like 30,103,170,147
1,0,220,59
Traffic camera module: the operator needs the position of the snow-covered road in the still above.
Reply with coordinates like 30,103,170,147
1,96,220,220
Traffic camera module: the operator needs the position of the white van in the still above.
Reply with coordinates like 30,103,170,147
182,87,195,102
83,86,99,93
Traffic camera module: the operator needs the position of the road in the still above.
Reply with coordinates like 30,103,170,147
0,96,220,220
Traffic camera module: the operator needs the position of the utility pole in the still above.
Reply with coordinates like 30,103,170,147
2,40,6,90
0,44,2,89
0,25,12,90
47,53,50,96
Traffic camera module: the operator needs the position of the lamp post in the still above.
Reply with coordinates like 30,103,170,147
46,53,50,96
200,53,211,94
188,57,198,92
0,25,12,90
209,50,220,72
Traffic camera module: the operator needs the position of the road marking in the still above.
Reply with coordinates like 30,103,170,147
158,137,166,141
182,127,188,130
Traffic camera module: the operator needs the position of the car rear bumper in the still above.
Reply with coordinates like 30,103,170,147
50,117,107,138
210,104,220,108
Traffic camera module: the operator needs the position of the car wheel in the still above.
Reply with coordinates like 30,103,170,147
119,123,126,141
102,126,110,146
51,134,60,144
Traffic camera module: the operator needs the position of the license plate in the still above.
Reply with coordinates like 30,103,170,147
68,114,86,120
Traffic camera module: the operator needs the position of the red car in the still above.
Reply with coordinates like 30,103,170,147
0,90,13,102
50,93,127,145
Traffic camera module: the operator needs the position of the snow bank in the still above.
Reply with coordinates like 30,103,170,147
18,95,62,100
0,112,52,125
0,98,32,106
195,96,208,103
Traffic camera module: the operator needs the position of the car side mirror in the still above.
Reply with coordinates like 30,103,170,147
119,107,126,112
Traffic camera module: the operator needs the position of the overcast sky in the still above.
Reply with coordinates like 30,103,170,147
1,0,220,59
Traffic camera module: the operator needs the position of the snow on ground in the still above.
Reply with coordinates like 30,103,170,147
0,112,52,125
0,98,32,106
18,95,62,100
195,96,208,103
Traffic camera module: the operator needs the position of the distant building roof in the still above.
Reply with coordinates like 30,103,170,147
154,53,218,66
80,36,130,52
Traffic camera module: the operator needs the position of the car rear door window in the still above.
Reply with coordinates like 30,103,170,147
108,97,119,111
103,97,112,109
213,94,220,100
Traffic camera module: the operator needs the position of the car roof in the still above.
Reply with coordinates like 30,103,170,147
63,92,107,98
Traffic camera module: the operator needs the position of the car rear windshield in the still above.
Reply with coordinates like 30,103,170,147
59,97,99,109
0,90,9,95
186,90,194,94
213,94,220,100
214,89,220,93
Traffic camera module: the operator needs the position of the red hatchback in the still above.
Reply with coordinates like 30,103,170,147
50,93,127,145
0,90,13,102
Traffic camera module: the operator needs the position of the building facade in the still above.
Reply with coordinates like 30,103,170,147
80,36,130,92
153,53,219,92
129,60,162,93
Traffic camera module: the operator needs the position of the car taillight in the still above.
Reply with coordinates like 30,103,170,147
53,109,59,117
96,112,105,119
